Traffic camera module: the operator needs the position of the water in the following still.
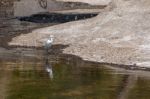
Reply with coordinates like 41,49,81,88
0,0,150,99
0,53,150,99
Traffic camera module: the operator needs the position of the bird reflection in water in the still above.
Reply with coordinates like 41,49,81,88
43,35,54,79
45,56,53,79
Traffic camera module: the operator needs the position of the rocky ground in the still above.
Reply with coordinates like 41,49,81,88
8,0,150,68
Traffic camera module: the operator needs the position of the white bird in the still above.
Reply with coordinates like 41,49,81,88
44,35,54,79
44,35,54,52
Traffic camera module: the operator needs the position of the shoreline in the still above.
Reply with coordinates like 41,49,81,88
8,0,150,69
1,45,150,72
2,0,150,73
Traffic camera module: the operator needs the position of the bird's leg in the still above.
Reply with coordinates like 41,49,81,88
47,48,49,54
45,56,49,65
45,48,49,54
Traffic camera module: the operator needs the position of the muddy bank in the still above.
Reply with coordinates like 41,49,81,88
0,12,98,48
8,0,150,68
0,0,101,47
1,44,150,72
56,0,111,5
0,18,58,47
0,0,105,18
2,0,150,70
53,0,107,9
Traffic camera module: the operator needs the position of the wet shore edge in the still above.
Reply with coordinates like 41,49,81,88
1,19,149,72
2,44,150,72
1,0,150,72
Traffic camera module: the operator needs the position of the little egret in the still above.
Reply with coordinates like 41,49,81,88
44,35,54,53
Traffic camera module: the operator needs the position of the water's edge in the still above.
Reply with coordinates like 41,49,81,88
1,45,150,72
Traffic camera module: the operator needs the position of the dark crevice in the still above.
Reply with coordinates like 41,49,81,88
17,12,98,23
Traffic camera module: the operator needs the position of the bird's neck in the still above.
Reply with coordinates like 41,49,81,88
48,37,53,41
50,38,53,41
